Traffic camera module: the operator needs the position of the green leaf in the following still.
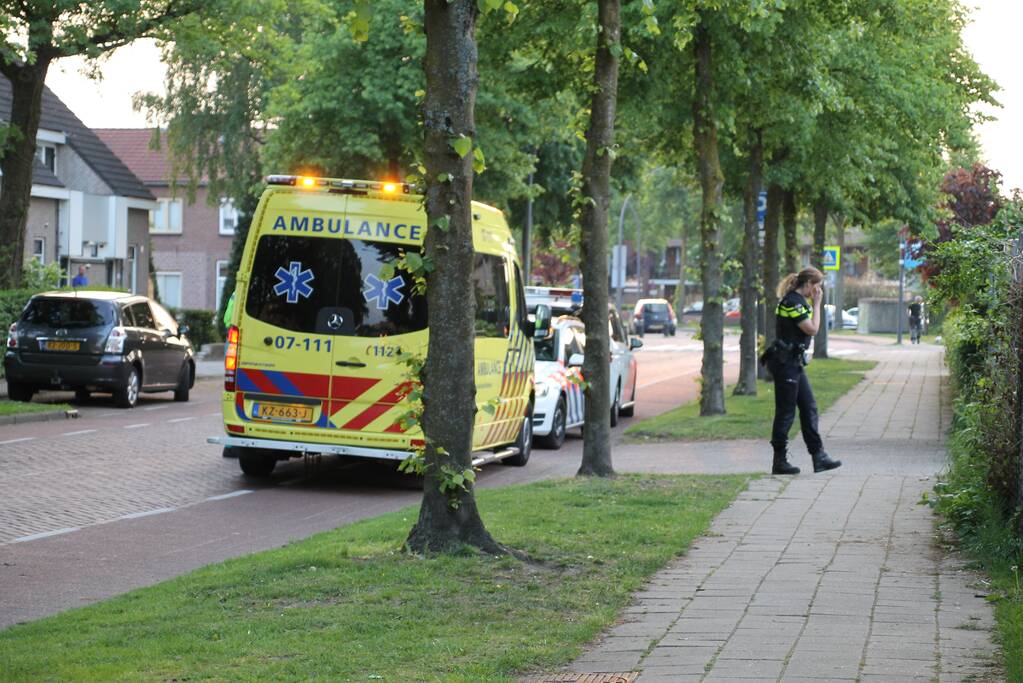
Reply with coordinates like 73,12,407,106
431,215,450,232
437,172,451,183
479,0,503,12
473,145,486,174
450,135,473,158
404,251,424,272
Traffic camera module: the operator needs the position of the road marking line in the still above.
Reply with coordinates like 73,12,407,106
830,348,861,356
62,429,97,437
206,489,253,501
11,527,80,543
168,416,196,423
99,412,121,417
0,437,35,445
639,369,699,389
120,507,175,520
143,405,170,412
208,411,222,417
123,423,150,430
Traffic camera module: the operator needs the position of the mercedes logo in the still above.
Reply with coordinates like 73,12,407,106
327,313,344,330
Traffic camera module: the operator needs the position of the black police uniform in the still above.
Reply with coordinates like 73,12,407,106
770,291,823,459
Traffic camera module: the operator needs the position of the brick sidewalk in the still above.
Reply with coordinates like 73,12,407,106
539,343,1003,683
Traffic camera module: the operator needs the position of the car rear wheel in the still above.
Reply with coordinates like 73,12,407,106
239,449,276,478
114,367,140,408
173,363,191,402
620,382,636,417
502,401,533,466
7,381,34,403
537,397,567,450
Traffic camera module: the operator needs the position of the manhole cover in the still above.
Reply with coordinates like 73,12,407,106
524,674,639,683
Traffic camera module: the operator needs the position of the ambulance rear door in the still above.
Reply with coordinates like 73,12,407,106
233,193,346,436
325,195,428,448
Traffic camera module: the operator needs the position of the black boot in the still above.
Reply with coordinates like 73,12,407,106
772,450,800,475
811,451,841,473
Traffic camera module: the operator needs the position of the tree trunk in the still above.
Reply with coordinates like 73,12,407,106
782,188,799,274
692,14,725,416
733,133,762,396
762,183,782,352
0,59,52,288
833,213,846,324
812,197,829,359
576,0,620,478
406,0,502,555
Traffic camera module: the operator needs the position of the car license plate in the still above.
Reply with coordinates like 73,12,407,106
43,341,80,352
253,402,314,423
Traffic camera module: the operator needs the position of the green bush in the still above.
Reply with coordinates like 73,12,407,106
172,308,220,349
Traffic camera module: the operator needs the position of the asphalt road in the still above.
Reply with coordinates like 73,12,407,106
0,330,868,628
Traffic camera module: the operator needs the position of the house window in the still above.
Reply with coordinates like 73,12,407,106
36,144,56,172
155,272,182,309
150,198,183,234
215,260,230,311
31,238,46,263
219,199,238,235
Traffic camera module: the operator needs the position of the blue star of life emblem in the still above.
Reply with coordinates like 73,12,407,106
273,261,315,304
363,273,405,310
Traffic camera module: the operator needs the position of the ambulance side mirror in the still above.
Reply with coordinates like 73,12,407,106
531,304,552,339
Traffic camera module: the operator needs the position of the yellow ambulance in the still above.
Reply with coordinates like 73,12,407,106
210,176,547,478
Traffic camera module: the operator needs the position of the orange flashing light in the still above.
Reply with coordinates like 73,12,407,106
300,176,316,188
383,182,397,193
225,325,240,390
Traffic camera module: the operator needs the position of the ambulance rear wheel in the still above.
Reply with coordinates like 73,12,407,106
537,397,566,450
239,450,276,478
502,401,533,467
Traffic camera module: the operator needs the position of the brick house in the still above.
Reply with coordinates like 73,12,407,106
0,78,156,292
94,129,237,311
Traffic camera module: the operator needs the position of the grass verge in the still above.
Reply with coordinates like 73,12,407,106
0,474,752,682
0,399,72,417
625,358,876,442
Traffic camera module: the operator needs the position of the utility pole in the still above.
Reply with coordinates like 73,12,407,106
523,171,534,282
616,194,630,311
896,238,905,345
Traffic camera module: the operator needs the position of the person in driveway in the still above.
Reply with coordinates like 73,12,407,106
764,267,842,476
71,266,88,287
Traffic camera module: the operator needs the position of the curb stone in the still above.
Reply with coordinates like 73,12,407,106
0,408,79,427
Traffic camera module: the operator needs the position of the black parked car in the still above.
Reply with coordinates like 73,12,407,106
4,291,195,408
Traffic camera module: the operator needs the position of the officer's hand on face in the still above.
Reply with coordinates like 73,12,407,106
811,283,824,305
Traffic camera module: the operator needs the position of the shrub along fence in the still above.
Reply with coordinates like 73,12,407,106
170,308,220,350
932,210,1023,548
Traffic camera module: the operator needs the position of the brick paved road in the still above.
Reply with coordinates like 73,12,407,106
0,333,879,629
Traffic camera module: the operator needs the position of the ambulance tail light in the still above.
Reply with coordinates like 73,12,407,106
225,326,240,391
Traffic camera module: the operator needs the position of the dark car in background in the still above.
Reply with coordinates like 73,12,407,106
632,298,677,336
4,291,195,408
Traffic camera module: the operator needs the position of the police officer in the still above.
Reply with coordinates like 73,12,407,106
766,267,841,475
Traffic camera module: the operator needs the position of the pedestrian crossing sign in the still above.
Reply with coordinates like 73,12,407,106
823,246,841,271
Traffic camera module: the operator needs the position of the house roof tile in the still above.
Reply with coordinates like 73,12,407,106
0,77,154,200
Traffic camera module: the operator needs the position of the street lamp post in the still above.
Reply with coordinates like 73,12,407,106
616,194,631,311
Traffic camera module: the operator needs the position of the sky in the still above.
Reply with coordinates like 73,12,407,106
43,2,1023,192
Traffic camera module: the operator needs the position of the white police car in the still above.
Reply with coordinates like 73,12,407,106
532,308,641,449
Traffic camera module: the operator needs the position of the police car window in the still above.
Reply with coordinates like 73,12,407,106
245,234,428,337
534,327,558,362
472,254,509,338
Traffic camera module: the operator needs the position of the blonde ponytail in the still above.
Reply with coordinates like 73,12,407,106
776,267,824,298
776,273,799,298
